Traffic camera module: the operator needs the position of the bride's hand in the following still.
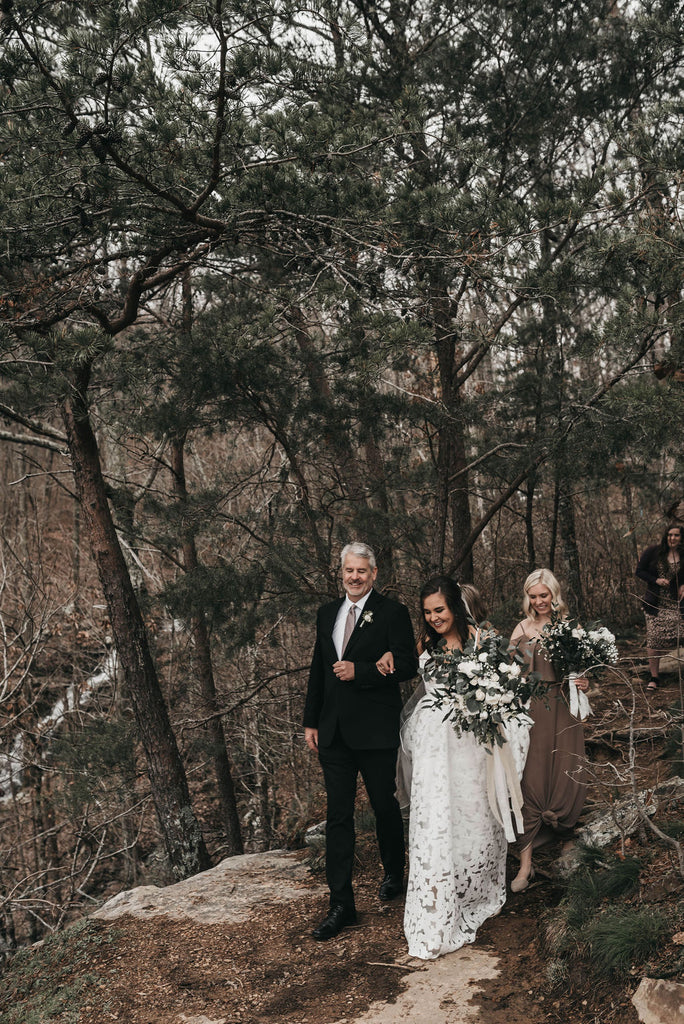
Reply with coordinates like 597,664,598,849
376,651,395,675
574,676,589,692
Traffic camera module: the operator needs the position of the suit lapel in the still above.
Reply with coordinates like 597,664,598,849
321,599,344,656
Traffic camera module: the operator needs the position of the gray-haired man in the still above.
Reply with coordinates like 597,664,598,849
304,542,418,939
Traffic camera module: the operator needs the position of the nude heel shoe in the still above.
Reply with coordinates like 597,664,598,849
510,867,535,893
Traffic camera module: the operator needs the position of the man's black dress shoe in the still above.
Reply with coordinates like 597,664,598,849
378,874,404,900
311,904,357,941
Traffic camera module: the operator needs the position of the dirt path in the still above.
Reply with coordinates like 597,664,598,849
89,849,548,1024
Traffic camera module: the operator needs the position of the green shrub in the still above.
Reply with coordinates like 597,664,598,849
572,841,613,870
561,856,642,929
586,908,668,977
594,857,642,899
0,920,118,1023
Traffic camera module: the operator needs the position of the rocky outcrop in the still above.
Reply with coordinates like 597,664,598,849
92,850,324,925
659,648,683,675
632,978,684,1023
555,778,684,876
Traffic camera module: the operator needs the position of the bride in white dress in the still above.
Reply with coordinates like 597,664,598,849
382,576,529,961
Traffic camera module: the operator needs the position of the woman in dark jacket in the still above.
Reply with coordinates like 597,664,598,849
635,524,684,691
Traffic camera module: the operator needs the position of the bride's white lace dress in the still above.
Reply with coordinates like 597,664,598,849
401,651,529,960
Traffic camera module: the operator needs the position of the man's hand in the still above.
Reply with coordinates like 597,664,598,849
376,651,395,675
333,660,355,681
305,727,319,752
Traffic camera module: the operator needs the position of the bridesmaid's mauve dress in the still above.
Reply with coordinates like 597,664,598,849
515,636,587,850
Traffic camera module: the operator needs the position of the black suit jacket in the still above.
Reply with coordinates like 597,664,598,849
303,589,418,749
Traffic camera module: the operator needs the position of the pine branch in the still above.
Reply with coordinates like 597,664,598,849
0,429,66,454
0,403,66,442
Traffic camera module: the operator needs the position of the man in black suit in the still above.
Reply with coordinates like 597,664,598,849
304,542,418,940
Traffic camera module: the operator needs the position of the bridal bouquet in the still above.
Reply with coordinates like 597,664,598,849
424,630,546,749
536,617,619,677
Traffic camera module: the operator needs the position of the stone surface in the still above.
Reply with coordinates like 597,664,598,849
659,648,683,675
352,948,501,1023
555,777,684,876
178,1016,227,1024
632,978,684,1023
92,850,325,925
304,820,326,848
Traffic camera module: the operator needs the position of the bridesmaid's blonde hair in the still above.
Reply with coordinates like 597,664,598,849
522,568,569,620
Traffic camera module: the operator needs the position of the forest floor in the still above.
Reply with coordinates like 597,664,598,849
0,654,682,1024
0,847,608,1024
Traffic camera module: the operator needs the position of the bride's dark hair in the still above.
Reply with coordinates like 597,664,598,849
418,575,469,651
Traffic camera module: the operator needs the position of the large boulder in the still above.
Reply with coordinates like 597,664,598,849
632,978,684,1023
92,850,324,925
659,648,683,675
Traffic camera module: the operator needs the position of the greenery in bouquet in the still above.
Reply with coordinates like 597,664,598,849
424,630,546,748
536,615,619,679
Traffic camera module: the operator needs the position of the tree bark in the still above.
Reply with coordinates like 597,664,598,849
170,437,244,855
525,471,537,572
430,285,474,580
557,472,585,619
60,368,210,879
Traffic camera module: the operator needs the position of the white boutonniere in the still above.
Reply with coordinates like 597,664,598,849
359,610,374,628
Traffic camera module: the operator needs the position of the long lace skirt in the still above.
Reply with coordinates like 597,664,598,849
402,699,507,960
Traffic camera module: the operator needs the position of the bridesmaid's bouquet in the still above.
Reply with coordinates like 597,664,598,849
425,630,546,748
536,616,619,677
535,615,618,719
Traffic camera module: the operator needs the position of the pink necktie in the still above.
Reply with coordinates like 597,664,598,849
342,605,356,654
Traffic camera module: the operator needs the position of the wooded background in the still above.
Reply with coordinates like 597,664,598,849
0,0,682,957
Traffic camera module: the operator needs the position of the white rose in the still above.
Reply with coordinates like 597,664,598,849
475,688,485,701
459,660,478,677
478,652,489,663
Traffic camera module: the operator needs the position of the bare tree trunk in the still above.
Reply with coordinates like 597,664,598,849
170,437,244,855
60,365,210,879
243,696,272,853
72,501,81,614
290,305,397,581
525,471,537,572
424,275,475,579
558,475,585,618
431,297,474,580
362,435,397,585
449,406,474,583
549,476,560,573
621,475,640,563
